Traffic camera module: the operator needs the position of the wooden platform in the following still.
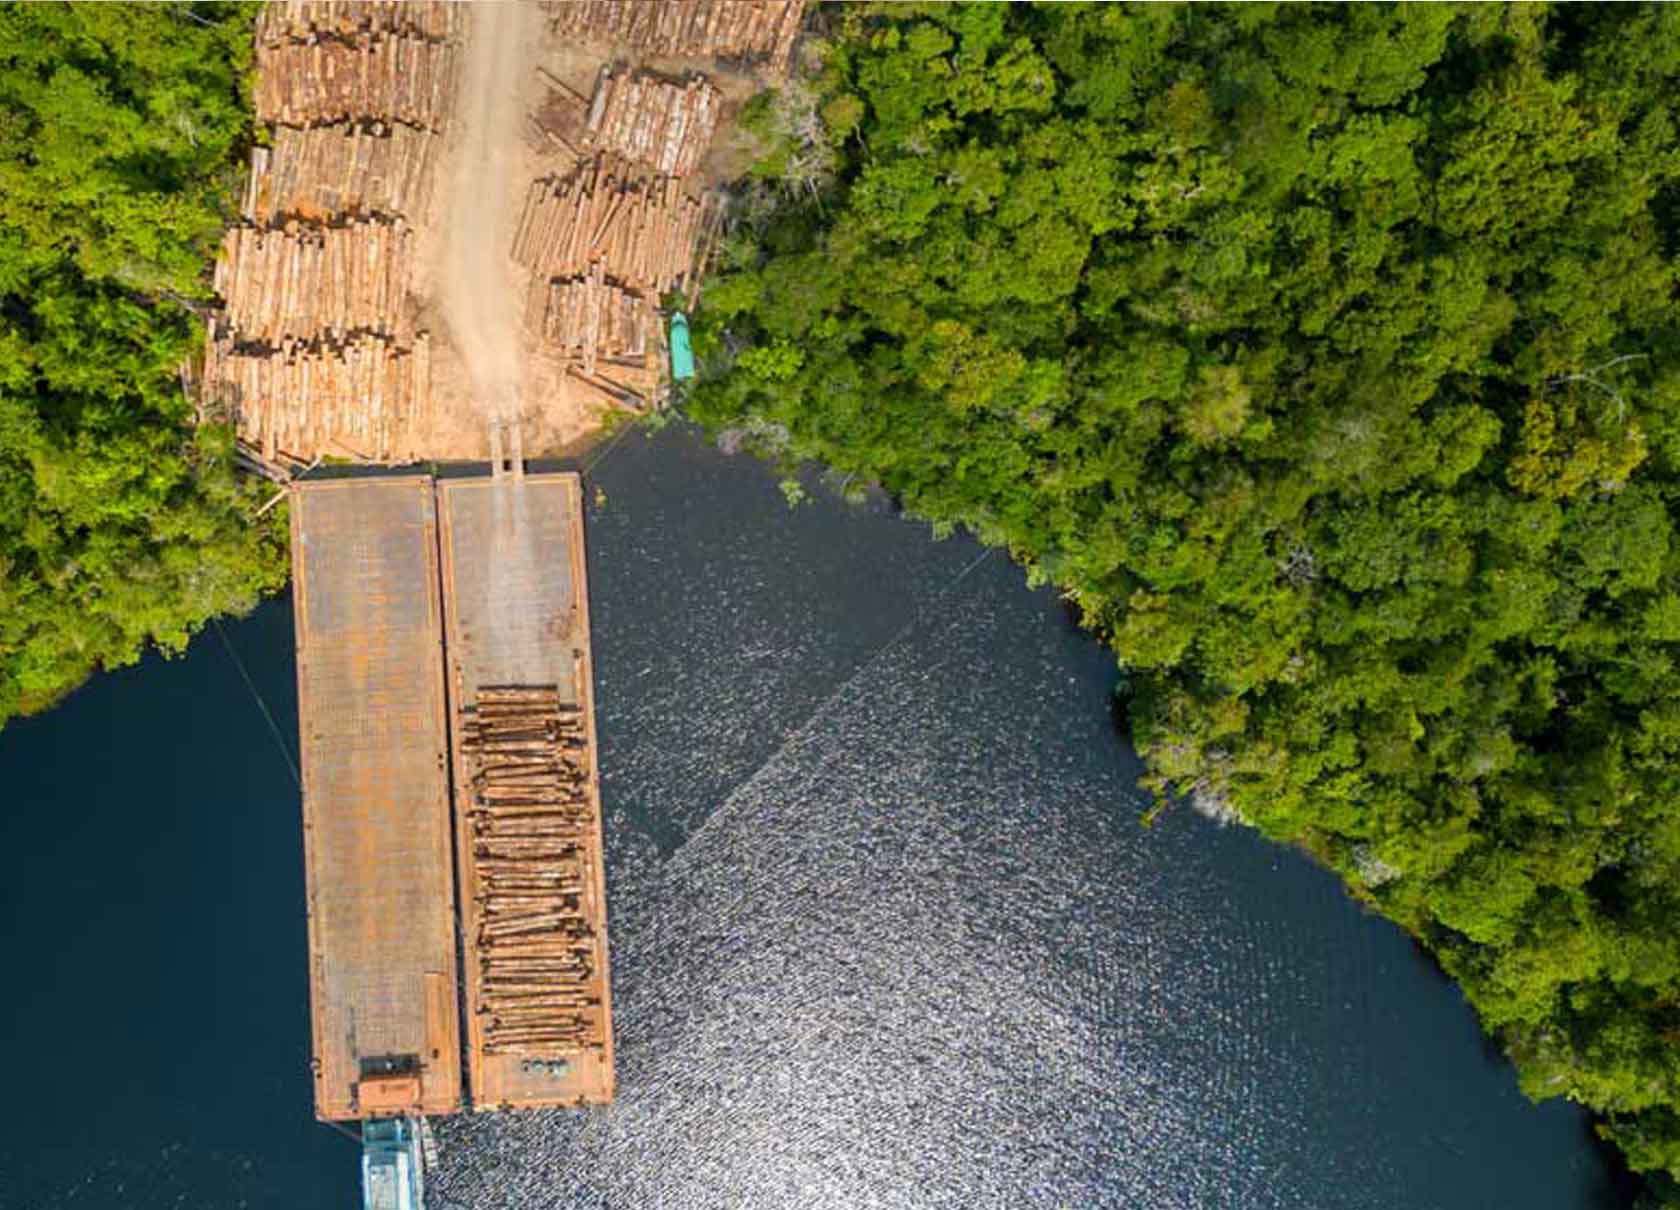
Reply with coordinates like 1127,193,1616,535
437,473,615,1108
290,476,462,1121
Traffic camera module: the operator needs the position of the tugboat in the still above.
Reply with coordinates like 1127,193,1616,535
362,1117,425,1210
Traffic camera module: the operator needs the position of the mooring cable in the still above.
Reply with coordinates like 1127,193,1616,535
847,543,995,685
579,413,647,479
212,616,302,788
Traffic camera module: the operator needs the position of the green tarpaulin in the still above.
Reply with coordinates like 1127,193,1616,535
670,312,695,381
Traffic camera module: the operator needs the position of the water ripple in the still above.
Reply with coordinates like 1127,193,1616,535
427,431,1621,1210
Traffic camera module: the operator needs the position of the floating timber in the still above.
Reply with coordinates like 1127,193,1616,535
585,68,720,178
215,220,414,344
544,0,805,76
243,122,437,224
512,157,722,298
291,476,462,1121
203,329,431,464
255,36,458,131
257,0,462,44
437,474,615,1108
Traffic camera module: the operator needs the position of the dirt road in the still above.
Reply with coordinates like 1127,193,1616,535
441,1,541,425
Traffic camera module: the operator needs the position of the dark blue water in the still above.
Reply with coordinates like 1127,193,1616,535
0,425,1630,1209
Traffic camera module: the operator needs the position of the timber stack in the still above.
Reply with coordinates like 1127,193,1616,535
243,123,435,223
459,687,608,1061
584,68,721,177
513,161,721,298
518,4,807,410
214,221,414,344
541,265,654,381
543,0,805,77
257,0,461,43
538,266,655,409
206,0,459,468
203,333,430,464
513,157,721,405
253,38,458,131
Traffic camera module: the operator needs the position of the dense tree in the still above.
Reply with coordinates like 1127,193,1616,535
0,3,285,725
691,3,1680,1196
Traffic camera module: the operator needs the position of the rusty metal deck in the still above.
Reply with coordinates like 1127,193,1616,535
290,476,462,1121
436,473,616,1108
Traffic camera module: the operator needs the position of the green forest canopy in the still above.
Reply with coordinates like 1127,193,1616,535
0,2,285,724
690,3,1680,1199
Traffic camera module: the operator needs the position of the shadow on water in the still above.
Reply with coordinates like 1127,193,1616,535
0,422,1636,1209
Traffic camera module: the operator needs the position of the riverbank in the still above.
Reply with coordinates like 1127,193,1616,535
0,4,286,732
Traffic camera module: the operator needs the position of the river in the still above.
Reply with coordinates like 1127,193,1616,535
0,425,1631,1209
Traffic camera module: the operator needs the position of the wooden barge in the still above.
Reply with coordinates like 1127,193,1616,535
437,473,615,1108
290,470,612,1120
290,477,462,1121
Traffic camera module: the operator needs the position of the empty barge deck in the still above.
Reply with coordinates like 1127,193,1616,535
290,477,462,1121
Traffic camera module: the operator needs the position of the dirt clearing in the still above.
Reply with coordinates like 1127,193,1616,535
439,2,539,431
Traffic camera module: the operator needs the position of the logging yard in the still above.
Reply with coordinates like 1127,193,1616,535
203,0,804,471
196,3,807,1201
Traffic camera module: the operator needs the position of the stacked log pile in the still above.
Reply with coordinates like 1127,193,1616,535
585,69,720,177
243,122,435,222
254,37,457,130
545,0,805,76
215,221,413,344
204,331,430,464
206,0,458,464
541,264,654,379
513,158,721,299
459,687,607,1059
522,7,757,401
257,0,462,44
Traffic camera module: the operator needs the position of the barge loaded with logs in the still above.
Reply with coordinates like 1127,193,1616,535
291,468,612,1125
438,472,614,1107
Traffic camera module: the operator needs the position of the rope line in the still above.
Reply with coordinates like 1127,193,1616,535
323,1117,362,1146
579,414,646,478
212,616,302,788
838,545,998,687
